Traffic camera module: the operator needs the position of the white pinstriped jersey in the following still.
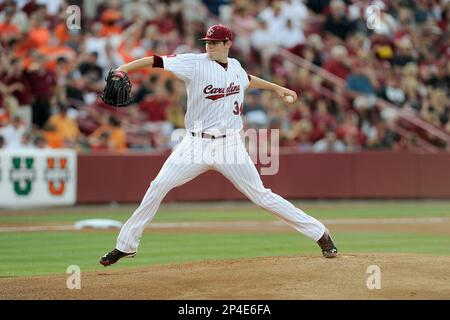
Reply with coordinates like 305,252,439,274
162,53,250,135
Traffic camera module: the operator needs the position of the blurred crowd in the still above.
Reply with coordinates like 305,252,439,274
0,0,449,153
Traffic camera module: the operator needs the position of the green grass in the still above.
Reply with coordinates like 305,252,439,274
0,231,449,277
1,201,450,224
1,201,450,277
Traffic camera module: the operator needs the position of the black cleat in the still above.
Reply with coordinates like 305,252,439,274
317,230,338,258
100,249,136,267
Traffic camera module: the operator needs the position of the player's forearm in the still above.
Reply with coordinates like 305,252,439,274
117,56,154,72
248,74,298,103
248,75,282,92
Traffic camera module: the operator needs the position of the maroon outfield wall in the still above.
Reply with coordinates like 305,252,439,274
77,152,450,203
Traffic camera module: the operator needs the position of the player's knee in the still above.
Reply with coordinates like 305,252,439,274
253,198,266,208
252,189,276,208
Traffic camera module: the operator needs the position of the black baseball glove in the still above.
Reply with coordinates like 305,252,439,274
100,69,132,107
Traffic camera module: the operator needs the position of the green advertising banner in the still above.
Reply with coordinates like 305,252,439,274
0,149,77,207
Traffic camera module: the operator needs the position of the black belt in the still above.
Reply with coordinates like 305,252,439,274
190,132,226,139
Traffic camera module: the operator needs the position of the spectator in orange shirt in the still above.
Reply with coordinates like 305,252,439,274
90,131,111,151
89,115,127,152
48,104,80,147
0,2,29,33
54,22,70,44
0,7,20,42
28,11,50,49
43,122,64,149
100,9,123,37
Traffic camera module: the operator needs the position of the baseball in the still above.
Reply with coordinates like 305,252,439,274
283,95,295,103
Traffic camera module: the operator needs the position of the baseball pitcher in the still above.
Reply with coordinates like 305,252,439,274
100,25,337,267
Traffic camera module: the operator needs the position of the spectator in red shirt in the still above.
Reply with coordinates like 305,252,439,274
323,45,351,80
26,54,56,128
311,99,337,141
438,4,450,32
22,0,42,17
337,111,365,147
1,58,32,128
139,88,171,122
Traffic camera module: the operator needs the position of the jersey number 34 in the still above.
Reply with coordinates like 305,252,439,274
233,101,244,115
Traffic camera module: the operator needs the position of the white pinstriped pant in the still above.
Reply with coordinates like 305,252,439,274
116,133,326,253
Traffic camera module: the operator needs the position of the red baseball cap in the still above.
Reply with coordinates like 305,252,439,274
200,24,233,41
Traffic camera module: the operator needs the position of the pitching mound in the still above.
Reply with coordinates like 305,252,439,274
1,253,449,299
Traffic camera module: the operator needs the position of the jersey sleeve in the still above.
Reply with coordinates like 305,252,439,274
232,58,250,89
242,68,251,89
161,53,198,81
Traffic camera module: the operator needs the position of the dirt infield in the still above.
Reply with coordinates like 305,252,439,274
1,253,449,300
